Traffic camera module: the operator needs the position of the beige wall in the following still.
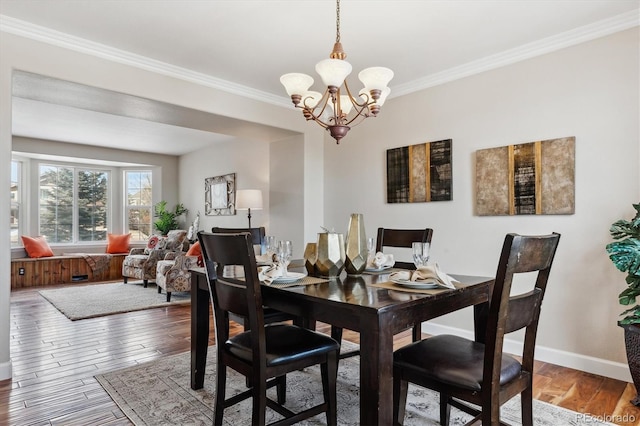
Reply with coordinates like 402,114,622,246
322,28,640,381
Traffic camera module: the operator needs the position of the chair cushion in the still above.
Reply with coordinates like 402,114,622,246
394,334,522,391
226,324,339,367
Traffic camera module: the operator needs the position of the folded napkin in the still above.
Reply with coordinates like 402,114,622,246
389,264,458,289
255,253,273,264
367,252,395,269
258,263,285,285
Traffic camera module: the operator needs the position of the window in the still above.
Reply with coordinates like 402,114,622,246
11,160,21,246
39,164,109,243
125,170,152,241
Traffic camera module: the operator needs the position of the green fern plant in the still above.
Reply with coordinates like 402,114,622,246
153,201,188,236
606,203,640,325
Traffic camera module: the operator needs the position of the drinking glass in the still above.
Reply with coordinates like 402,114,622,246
412,242,430,268
367,237,376,263
264,235,277,259
278,240,293,277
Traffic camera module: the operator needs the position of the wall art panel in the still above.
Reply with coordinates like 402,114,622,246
475,136,575,215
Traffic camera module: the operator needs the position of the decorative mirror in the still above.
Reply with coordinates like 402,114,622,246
205,173,235,216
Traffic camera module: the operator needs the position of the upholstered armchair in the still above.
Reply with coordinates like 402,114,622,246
122,230,188,287
156,251,199,301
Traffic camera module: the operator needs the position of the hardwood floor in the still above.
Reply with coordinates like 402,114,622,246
2,282,639,425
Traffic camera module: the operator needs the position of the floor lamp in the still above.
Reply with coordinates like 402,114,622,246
235,189,263,229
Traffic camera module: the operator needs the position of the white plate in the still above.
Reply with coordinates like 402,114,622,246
272,271,307,284
365,265,393,272
391,278,439,289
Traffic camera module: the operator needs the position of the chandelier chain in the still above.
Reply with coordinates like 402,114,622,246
335,0,340,43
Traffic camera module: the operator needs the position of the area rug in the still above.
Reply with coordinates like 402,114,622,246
39,282,190,320
95,342,614,426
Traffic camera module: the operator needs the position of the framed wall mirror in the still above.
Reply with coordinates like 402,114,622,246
205,172,235,216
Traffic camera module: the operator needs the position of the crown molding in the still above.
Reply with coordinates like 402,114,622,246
392,9,639,97
2,9,638,104
0,15,291,108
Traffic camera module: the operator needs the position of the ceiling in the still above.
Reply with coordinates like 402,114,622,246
2,0,638,156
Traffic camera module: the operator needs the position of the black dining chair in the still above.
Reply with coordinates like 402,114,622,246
393,232,561,426
330,227,434,359
198,231,340,426
375,227,434,270
210,227,301,330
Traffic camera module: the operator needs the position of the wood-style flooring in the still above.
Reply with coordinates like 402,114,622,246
2,282,639,425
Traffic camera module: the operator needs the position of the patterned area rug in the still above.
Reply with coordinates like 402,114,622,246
95,342,614,426
39,281,190,320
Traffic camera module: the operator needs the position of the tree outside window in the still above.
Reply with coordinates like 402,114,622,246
125,170,152,241
39,165,109,243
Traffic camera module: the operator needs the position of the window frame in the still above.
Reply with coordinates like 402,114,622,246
123,169,154,242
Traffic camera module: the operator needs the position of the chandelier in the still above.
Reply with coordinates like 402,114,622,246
280,0,393,144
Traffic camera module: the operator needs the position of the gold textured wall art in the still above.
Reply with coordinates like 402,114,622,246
387,139,452,203
475,136,575,216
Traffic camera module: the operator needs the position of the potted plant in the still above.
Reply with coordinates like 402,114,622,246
153,201,188,236
606,202,640,406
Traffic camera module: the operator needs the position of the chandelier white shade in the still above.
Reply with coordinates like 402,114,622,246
280,0,393,144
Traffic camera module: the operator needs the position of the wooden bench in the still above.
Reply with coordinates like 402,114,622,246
11,254,126,289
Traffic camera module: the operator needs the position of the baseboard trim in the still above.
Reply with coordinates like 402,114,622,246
0,360,13,381
422,323,632,383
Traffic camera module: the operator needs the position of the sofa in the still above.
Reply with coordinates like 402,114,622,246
122,230,188,287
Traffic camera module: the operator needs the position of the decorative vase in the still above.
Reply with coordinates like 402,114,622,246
303,242,317,276
344,213,367,276
621,323,640,406
315,232,345,278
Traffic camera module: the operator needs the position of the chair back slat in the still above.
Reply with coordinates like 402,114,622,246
376,228,433,250
211,227,265,246
504,288,543,334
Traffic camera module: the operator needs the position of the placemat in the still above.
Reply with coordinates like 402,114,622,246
368,280,459,294
362,267,403,275
267,276,329,289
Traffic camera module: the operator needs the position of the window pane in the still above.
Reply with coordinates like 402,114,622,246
78,170,108,242
39,165,74,243
125,171,152,241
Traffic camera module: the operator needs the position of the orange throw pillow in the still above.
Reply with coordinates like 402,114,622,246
186,241,203,266
106,233,131,254
22,236,54,258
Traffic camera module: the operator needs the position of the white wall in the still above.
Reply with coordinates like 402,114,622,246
323,28,639,381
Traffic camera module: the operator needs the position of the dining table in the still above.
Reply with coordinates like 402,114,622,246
189,265,493,425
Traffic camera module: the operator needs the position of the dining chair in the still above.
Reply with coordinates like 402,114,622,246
210,227,300,330
392,232,561,426
375,227,434,270
198,231,340,426
330,227,434,359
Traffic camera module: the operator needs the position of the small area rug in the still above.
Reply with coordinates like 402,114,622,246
95,342,613,426
39,281,190,320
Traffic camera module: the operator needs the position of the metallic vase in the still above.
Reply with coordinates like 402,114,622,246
344,213,367,276
315,233,345,277
303,242,317,276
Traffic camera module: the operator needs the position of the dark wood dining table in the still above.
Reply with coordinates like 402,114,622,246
190,266,493,425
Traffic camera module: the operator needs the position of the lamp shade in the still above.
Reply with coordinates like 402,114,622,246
315,58,352,88
236,189,263,210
